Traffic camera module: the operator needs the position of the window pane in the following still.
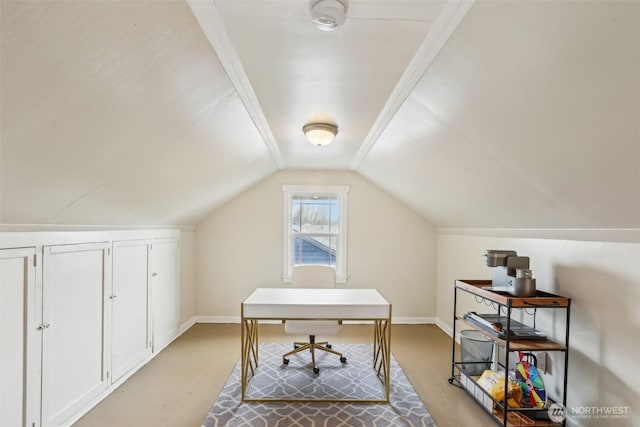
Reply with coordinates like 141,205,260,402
291,195,340,234
291,197,302,232
329,195,339,233
299,196,331,234
293,236,336,266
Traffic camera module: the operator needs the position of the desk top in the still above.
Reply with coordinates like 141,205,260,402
242,288,390,319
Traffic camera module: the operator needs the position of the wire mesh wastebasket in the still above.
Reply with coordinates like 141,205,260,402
460,330,493,376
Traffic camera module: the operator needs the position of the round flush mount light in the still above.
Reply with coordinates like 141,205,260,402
310,0,348,32
303,122,338,146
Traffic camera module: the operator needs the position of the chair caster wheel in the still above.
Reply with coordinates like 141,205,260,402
447,376,454,384
294,345,299,349
340,357,347,364
283,358,289,365
313,367,320,374
326,344,332,349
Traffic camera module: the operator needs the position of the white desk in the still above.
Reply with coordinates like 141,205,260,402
241,288,392,402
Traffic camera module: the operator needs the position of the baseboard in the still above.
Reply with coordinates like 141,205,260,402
193,316,436,325
435,319,463,344
195,316,242,323
396,317,436,324
179,317,196,334
436,318,453,337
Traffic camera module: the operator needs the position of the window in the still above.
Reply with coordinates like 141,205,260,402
282,185,349,284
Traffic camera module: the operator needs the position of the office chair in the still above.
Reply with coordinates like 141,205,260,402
282,265,347,374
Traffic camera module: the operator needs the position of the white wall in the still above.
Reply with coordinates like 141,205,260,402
179,230,196,327
436,233,640,427
195,169,438,322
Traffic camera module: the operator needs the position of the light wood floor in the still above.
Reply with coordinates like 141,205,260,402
74,324,496,427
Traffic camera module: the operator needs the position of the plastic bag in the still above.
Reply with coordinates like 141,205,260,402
477,369,522,408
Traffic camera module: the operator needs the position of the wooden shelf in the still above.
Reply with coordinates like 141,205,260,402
455,280,571,308
492,407,562,427
458,318,567,351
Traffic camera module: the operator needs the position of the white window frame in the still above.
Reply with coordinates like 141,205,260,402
282,184,349,284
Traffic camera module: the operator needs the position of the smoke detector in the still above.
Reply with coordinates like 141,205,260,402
310,0,348,32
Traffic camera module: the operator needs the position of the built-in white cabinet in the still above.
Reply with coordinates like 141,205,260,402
41,243,111,427
111,240,152,383
110,236,181,381
0,247,39,427
151,238,180,352
0,230,180,427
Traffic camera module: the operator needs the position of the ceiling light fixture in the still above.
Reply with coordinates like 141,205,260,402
303,123,338,146
310,0,348,32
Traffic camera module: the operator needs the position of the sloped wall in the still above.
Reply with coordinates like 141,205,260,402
436,233,640,426
195,170,438,321
359,0,640,230
1,0,278,228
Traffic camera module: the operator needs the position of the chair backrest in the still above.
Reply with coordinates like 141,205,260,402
291,265,336,289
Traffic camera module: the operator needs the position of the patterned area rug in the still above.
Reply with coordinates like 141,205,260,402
202,343,436,427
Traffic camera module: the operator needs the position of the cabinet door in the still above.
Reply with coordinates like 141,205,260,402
111,240,152,384
41,243,110,427
0,247,38,427
151,238,179,352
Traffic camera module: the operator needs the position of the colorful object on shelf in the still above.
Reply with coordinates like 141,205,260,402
515,356,546,408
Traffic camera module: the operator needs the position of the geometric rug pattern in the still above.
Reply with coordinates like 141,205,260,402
202,343,436,427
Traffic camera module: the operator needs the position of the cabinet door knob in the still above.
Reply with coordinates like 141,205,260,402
109,294,117,299
152,272,158,277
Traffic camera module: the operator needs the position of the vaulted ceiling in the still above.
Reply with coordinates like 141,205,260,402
1,1,638,229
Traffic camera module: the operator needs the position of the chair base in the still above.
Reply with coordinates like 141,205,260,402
282,335,347,374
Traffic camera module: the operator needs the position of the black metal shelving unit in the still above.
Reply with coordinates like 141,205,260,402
448,280,571,427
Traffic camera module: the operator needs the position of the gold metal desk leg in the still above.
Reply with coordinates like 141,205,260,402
241,307,259,401
373,307,392,402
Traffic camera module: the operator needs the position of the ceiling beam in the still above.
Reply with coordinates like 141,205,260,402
188,0,286,169
350,0,475,171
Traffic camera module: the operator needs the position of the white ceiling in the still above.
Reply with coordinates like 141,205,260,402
1,0,639,230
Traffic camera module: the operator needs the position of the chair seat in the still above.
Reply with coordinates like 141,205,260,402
284,320,338,336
